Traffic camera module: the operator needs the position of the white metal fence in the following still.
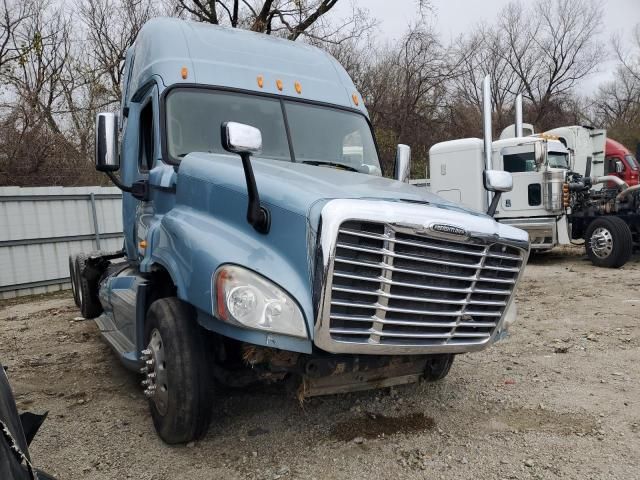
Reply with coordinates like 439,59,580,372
0,186,123,299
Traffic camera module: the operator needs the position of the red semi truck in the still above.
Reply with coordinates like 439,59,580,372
605,138,639,186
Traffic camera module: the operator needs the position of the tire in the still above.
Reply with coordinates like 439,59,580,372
424,354,454,381
75,254,103,318
142,298,214,444
68,255,80,307
585,217,632,268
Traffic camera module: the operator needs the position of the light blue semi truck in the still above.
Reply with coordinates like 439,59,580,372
69,18,530,444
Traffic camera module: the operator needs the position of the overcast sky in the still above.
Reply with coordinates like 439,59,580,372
335,0,640,94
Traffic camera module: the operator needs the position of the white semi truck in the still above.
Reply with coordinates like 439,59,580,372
426,77,640,268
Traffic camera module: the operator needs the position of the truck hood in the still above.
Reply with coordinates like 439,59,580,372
178,152,485,220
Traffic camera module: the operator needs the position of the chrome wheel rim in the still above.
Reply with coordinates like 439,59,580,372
590,227,613,259
141,329,169,415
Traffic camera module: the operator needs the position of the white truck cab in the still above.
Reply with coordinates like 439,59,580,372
429,135,571,249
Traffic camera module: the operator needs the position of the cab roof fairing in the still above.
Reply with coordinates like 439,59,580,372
123,17,368,116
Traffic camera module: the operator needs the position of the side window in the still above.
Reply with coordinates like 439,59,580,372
139,101,154,172
504,152,536,173
528,183,542,206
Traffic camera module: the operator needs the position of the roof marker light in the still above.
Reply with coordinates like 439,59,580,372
257,75,264,88
276,79,283,91
181,67,188,80
352,93,359,106
294,81,302,94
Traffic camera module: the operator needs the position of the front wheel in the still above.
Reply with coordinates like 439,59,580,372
141,298,214,444
585,217,632,268
424,354,455,381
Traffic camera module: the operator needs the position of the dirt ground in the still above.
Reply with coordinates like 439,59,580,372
1,249,639,480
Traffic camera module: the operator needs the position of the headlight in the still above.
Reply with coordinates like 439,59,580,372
214,265,307,339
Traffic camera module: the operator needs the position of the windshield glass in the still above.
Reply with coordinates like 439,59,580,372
548,152,569,169
165,89,381,174
625,154,639,170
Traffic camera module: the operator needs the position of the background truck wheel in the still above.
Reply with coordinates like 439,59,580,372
68,255,80,307
142,298,214,444
74,254,103,318
585,217,632,268
424,354,454,381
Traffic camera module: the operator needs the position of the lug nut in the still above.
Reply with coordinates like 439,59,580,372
141,379,151,387
142,349,152,356
144,389,154,398
145,359,154,366
148,372,156,380
139,366,149,374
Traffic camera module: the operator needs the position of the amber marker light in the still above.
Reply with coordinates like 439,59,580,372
257,75,264,88
139,240,147,249
276,79,283,91
181,67,188,80
294,81,302,94
352,93,359,106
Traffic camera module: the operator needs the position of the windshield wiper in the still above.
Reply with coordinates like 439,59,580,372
301,160,359,172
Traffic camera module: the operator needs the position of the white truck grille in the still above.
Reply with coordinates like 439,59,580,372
325,220,524,348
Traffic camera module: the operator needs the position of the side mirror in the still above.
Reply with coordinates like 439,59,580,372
615,160,624,174
394,144,411,183
484,170,513,192
95,112,119,172
221,121,262,154
221,122,269,234
484,170,512,217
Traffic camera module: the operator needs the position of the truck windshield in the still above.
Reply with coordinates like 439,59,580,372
548,152,569,169
165,89,381,174
625,154,639,170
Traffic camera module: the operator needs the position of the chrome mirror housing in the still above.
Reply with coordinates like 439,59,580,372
484,170,513,192
95,112,119,172
221,122,262,155
394,144,411,183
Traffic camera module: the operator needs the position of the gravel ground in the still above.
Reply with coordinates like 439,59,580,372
1,249,639,479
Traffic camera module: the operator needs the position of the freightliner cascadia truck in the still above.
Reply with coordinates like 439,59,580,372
69,19,529,444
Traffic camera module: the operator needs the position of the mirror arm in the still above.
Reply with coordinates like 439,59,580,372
487,192,501,217
106,172,149,201
106,171,132,193
240,153,270,234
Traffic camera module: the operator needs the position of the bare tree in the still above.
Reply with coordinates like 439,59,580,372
78,0,158,104
0,0,33,70
612,23,640,85
357,24,459,174
592,24,640,150
499,0,602,127
4,0,72,135
173,0,371,43
452,25,522,133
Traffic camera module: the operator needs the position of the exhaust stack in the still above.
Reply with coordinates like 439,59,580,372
482,75,493,208
515,94,523,137
482,76,493,171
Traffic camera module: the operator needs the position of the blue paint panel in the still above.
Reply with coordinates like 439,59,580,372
126,18,366,115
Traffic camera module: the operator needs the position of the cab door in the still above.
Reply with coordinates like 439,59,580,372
120,85,159,262
494,146,546,218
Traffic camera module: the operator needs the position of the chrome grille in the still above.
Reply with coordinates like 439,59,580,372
327,220,524,348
